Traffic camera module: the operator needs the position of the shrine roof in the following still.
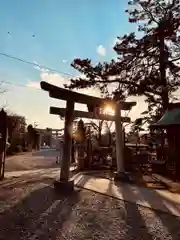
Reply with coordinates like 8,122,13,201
151,105,180,128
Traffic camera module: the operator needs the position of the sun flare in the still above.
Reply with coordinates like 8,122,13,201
103,106,115,116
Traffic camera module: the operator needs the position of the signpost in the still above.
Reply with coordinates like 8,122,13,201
0,109,7,180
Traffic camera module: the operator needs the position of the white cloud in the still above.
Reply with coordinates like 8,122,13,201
26,67,101,102
97,45,106,56
33,61,49,72
40,71,68,86
26,81,40,89
27,62,102,106
34,65,42,71
26,72,69,91
112,37,122,48
62,59,67,63
113,40,116,47
27,61,70,89
113,38,117,47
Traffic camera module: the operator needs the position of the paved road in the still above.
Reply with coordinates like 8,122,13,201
5,149,60,172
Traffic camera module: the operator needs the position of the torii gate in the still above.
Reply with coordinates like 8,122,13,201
40,81,136,192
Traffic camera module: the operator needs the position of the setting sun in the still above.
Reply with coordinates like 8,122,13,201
103,106,115,116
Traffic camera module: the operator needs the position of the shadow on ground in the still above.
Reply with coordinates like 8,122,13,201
113,181,180,239
0,184,81,240
0,173,180,239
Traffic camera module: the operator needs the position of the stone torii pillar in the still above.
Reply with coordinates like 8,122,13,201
114,101,129,181
59,100,74,182
115,101,124,173
52,100,75,191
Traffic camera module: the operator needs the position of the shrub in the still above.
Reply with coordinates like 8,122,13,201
6,135,23,155
22,147,29,152
15,145,22,153
6,144,22,155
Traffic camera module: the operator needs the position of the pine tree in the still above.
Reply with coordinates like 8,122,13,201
66,0,180,125
114,0,180,116
65,58,130,100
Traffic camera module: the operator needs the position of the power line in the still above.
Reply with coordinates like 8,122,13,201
1,77,180,97
1,80,42,90
2,79,180,97
0,52,74,77
1,52,180,97
0,51,76,90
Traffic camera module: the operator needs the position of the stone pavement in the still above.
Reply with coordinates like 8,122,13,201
73,172,180,217
5,167,62,179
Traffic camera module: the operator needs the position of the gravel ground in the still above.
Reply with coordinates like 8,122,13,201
5,149,59,172
0,176,180,240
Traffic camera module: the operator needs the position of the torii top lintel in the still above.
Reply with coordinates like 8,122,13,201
40,81,136,111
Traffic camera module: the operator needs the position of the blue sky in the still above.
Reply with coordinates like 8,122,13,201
0,0,147,129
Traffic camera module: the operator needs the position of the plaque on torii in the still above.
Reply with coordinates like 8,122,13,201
50,107,131,123
40,81,136,192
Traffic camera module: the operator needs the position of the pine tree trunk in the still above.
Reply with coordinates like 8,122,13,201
159,27,169,113
159,26,171,155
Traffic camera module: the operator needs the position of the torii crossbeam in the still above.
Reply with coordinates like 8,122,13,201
50,107,131,122
41,81,136,110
